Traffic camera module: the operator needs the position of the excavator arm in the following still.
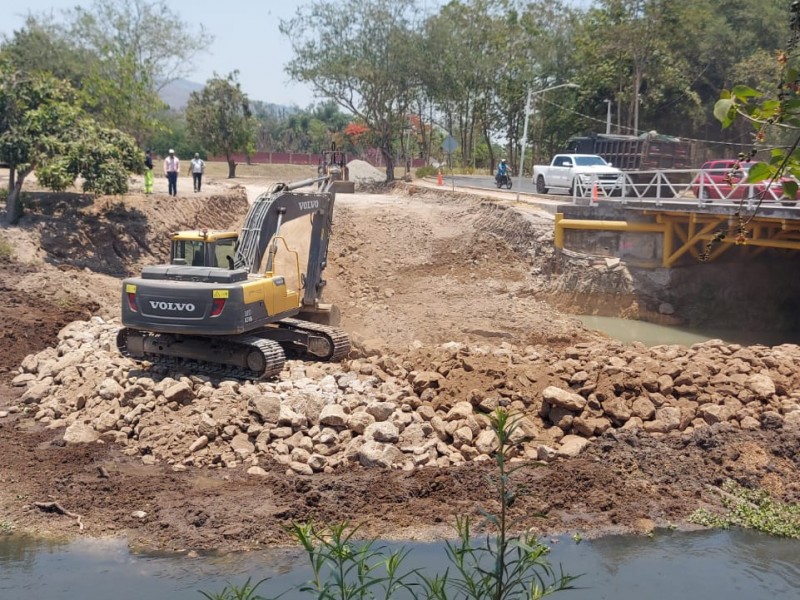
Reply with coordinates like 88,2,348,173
233,175,336,309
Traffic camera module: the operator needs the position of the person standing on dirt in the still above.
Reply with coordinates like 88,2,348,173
189,153,205,192
164,149,180,196
143,149,154,194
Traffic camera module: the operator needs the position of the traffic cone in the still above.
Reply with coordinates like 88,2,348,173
591,181,599,203
437,169,443,186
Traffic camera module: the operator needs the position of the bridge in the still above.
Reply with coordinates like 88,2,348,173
551,169,800,267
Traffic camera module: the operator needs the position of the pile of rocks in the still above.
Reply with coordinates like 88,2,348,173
5,318,800,475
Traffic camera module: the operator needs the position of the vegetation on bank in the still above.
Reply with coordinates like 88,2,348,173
199,409,579,600
689,480,800,539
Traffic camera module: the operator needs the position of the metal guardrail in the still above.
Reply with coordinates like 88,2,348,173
569,168,797,209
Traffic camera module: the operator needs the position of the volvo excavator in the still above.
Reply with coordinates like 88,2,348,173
116,173,352,379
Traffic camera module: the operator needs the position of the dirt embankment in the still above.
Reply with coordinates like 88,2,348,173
0,178,798,553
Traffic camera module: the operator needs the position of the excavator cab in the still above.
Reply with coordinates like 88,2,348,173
170,230,239,269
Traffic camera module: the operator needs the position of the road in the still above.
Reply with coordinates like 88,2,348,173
438,173,544,195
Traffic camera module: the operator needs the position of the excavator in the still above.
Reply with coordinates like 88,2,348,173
116,172,352,379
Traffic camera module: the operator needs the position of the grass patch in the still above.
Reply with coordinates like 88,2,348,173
0,235,13,259
689,480,800,538
203,161,317,181
0,520,15,535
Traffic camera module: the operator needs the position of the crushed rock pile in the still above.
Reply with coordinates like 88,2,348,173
4,318,800,475
347,160,385,184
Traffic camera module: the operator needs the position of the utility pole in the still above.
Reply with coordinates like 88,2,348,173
519,82,579,179
518,88,532,179
604,99,612,135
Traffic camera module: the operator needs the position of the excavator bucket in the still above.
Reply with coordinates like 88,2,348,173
330,180,355,194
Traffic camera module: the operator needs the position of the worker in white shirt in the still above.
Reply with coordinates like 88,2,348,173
163,149,180,196
189,153,206,192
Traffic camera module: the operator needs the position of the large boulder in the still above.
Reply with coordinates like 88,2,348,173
63,422,99,444
542,386,587,412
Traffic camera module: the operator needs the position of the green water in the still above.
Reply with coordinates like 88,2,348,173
2,529,799,599
577,315,798,347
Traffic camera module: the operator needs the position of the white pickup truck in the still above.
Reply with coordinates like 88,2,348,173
533,153,624,196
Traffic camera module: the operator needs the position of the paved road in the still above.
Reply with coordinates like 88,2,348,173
439,173,546,195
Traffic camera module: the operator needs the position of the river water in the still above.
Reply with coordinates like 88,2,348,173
577,315,800,347
2,529,799,599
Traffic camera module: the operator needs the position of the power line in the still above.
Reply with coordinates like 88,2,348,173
537,96,753,149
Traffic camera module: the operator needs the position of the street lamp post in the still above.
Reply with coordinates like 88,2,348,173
604,99,612,135
519,82,579,179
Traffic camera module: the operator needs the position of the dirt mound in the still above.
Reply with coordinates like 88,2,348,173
0,258,98,384
347,159,385,184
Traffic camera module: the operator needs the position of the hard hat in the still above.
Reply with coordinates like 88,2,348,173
194,153,199,158
169,148,175,154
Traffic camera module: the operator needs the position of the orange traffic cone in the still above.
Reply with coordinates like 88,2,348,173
437,170,443,186
591,181,599,203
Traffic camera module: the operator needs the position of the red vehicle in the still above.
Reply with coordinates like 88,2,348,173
692,159,795,203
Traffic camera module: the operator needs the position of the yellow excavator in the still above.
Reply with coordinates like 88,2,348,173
116,172,352,379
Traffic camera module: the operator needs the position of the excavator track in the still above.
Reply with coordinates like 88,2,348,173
277,318,351,361
116,328,286,380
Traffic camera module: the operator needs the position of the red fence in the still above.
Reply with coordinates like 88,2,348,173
210,151,426,169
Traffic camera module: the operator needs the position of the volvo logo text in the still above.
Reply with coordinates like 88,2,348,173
150,301,196,312
298,200,319,210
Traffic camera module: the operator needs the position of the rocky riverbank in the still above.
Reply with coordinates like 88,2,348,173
6,318,800,484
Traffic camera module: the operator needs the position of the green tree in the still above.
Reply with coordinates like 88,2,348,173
281,0,422,182
186,72,256,178
2,0,212,144
0,15,94,89
0,65,142,225
713,4,800,205
68,0,211,91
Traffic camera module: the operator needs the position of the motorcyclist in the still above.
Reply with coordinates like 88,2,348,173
495,159,509,184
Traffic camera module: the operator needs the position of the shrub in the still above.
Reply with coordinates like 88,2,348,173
415,165,438,179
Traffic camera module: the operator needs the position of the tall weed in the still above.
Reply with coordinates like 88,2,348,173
200,408,578,600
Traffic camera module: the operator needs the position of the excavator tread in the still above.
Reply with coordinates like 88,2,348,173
223,334,286,378
116,328,286,380
279,318,351,362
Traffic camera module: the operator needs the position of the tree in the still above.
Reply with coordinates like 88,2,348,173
0,65,142,225
186,72,256,178
281,0,422,182
1,0,212,143
714,3,800,203
67,0,211,91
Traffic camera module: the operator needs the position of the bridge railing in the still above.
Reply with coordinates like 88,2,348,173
570,169,796,209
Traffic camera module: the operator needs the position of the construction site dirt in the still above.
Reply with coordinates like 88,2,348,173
0,170,798,553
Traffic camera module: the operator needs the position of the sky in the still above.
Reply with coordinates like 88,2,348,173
1,0,449,109
2,0,593,109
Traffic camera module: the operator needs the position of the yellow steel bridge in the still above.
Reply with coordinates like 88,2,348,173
554,208,800,267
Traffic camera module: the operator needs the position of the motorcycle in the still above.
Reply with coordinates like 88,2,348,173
495,173,512,190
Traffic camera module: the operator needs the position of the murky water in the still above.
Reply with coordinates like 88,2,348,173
2,529,799,600
577,315,798,347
